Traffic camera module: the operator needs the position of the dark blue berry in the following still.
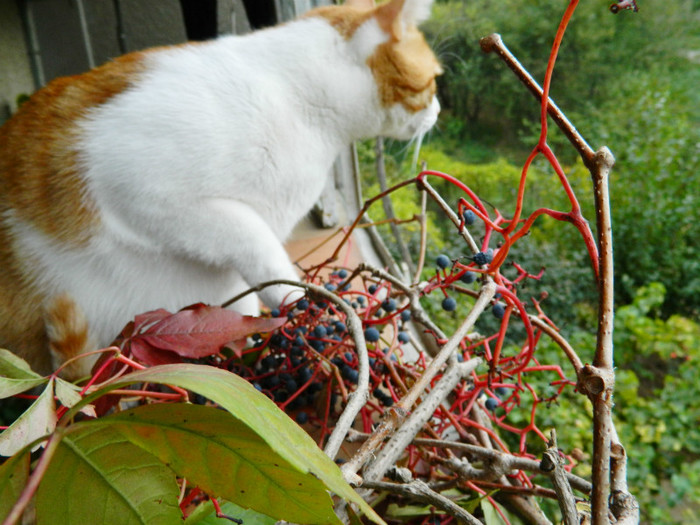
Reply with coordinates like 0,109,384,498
298,367,312,383
400,310,411,322
338,269,348,278
296,299,309,311
492,303,506,319
473,252,489,265
460,271,476,284
192,394,207,405
309,340,325,351
381,298,397,312
285,378,298,392
485,397,499,411
262,355,276,370
253,382,262,391
334,322,347,333
364,327,380,342
436,254,451,269
397,331,410,344
266,375,281,388
346,369,359,384
442,297,457,311
295,411,308,424
324,283,337,292
368,285,378,294
274,391,288,402
270,308,280,317
495,387,509,397
463,209,476,225
357,296,366,305
313,325,327,338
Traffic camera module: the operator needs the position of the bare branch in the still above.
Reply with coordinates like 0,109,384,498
362,358,480,484
479,33,595,168
540,430,579,525
361,479,483,525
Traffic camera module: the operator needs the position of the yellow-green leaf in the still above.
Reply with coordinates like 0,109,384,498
79,364,384,524
0,349,46,398
35,424,181,525
92,403,340,524
0,380,56,456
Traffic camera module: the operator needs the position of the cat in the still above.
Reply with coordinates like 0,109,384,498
0,0,441,379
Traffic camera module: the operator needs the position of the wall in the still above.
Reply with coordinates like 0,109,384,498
0,0,35,121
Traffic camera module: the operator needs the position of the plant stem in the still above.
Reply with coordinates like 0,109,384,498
2,431,62,525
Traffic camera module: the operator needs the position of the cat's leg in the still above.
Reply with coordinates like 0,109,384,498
150,197,304,309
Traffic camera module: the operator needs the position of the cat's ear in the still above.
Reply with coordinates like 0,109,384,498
345,0,376,8
376,0,434,39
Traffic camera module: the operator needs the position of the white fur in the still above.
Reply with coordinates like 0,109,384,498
401,0,435,26
18,12,439,350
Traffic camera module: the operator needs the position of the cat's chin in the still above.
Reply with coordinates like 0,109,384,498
381,97,440,141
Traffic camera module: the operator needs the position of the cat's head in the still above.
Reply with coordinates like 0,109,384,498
311,0,442,140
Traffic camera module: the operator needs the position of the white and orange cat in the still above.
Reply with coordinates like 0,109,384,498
0,0,441,378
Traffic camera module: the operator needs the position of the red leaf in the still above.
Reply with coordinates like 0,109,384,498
132,309,172,333
132,305,286,359
226,337,248,359
130,339,183,367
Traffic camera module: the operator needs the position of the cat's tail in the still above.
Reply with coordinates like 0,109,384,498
44,293,96,381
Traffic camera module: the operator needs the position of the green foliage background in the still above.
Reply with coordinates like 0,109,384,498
360,1,700,522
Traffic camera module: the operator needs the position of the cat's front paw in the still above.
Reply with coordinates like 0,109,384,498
260,282,306,311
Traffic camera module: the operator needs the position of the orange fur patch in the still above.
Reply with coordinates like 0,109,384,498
0,220,50,373
312,1,441,113
367,26,442,112
44,293,94,380
0,52,148,376
0,52,148,246
307,5,376,39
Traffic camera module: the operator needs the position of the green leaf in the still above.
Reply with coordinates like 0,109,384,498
184,500,276,525
79,364,384,524
35,424,181,525
480,497,524,525
55,378,96,417
93,403,340,524
0,449,30,522
385,503,435,518
0,379,56,457
0,349,47,398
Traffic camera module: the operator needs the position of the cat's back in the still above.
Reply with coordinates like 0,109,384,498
0,52,154,243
